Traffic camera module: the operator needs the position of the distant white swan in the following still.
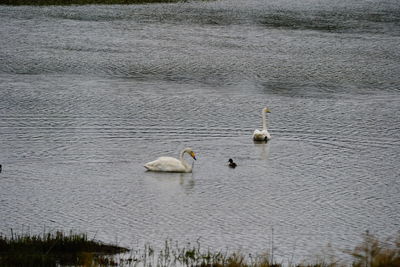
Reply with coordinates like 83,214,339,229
144,148,197,173
253,107,271,141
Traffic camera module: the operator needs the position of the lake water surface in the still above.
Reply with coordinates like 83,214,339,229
1,0,399,263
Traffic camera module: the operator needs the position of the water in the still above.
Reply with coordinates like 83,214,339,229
1,0,399,263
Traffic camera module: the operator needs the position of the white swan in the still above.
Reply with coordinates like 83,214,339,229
253,107,271,141
144,148,197,173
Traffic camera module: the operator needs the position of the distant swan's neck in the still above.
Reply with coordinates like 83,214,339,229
262,110,268,130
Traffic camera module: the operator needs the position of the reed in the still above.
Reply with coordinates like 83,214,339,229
1,230,399,266
120,239,304,267
118,233,400,267
0,0,185,5
349,231,400,267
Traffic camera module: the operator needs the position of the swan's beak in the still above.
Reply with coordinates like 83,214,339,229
265,108,271,113
190,152,196,160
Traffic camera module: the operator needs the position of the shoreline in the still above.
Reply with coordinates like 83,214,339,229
1,230,399,266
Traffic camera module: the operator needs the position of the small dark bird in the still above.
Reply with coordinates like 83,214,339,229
228,158,237,168
0,164,2,173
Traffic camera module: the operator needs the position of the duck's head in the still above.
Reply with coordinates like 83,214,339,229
228,158,234,163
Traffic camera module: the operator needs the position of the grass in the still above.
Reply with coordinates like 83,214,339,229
113,232,400,267
0,230,128,266
0,230,399,266
0,0,187,5
121,239,283,267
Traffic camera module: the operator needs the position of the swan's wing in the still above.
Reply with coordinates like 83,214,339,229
261,129,271,140
253,129,265,140
144,157,187,172
253,129,261,135
253,129,271,140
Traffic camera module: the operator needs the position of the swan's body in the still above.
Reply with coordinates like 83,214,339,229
253,107,271,141
144,148,196,173
253,129,271,141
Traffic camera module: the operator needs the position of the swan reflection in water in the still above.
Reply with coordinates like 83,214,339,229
145,172,195,194
254,140,270,160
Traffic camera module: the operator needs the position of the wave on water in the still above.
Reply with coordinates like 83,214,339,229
0,0,399,94
1,0,400,31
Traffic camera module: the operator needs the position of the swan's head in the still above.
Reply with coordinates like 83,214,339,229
263,107,271,113
185,148,197,160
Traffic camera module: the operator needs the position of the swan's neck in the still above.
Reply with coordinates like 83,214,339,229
179,150,185,161
179,150,187,163
179,150,191,171
262,110,268,130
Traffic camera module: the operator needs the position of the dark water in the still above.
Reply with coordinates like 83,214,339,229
1,0,399,263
